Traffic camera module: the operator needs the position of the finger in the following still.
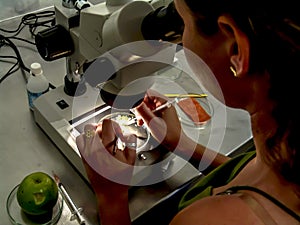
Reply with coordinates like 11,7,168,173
101,119,116,146
84,123,97,131
135,102,168,143
76,134,85,153
95,121,103,137
124,133,137,149
146,89,168,105
83,124,98,149
134,102,156,125
124,147,136,165
83,123,97,139
101,119,124,156
77,123,99,157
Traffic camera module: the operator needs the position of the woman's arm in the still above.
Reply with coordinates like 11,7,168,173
134,90,230,171
175,131,230,171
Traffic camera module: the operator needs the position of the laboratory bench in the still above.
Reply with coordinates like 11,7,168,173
0,9,254,225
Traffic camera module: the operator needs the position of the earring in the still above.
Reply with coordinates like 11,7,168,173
230,66,237,77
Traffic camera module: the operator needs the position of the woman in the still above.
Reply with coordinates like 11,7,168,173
76,0,300,224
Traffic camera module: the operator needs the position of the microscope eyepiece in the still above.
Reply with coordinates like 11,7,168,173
35,25,74,61
141,1,183,43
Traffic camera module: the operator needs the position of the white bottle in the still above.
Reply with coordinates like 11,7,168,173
27,62,49,111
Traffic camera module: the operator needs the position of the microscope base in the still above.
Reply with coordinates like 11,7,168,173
33,84,187,185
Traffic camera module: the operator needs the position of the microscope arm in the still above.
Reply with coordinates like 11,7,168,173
35,0,182,97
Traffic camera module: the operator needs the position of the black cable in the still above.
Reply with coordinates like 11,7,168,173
8,37,35,45
0,10,55,39
0,11,56,87
0,55,20,83
0,34,30,73
0,61,19,84
21,10,55,38
0,40,27,84
0,55,19,61
6,24,27,38
0,21,25,33
0,36,56,88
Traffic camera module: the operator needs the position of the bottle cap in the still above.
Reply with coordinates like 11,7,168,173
30,62,43,75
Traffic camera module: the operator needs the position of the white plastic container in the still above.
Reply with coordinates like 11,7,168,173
27,62,49,110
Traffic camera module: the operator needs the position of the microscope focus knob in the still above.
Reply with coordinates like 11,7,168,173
62,0,90,10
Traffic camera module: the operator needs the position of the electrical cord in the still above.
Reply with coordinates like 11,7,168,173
0,10,55,38
0,10,56,89
0,35,30,73
0,36,29,84
22,10,56,38
0,35,56,89
0,58,19,83
9,37,35,45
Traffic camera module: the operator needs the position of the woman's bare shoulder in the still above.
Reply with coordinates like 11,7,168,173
170,194,263,225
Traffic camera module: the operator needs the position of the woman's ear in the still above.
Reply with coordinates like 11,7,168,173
217,15,250,77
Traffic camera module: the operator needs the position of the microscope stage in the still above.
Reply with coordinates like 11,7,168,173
33,84,187,186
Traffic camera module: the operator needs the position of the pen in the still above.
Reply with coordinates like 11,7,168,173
127,93,208,125
151,93,208,112
126,99,176,126
164,93,208,98
151,98,176,113
53,172,86,225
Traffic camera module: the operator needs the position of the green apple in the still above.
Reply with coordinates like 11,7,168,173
17,172,58,216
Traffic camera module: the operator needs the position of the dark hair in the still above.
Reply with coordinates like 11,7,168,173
183,0,300,185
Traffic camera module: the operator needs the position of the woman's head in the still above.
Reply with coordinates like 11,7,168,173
175,0,300,185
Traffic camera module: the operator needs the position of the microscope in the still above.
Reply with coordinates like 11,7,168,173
35,0,182,98
33,0,186,185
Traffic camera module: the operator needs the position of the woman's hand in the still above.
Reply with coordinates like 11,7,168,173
76,118,136,192
76,119,136,225
134,89,186,151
